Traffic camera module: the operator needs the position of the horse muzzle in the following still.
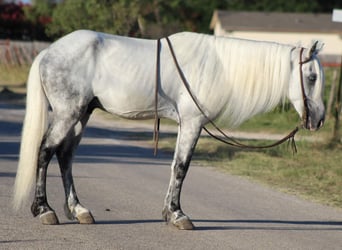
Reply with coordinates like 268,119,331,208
304,116,325,131
303,100,325,131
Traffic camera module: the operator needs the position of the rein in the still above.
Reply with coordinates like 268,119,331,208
153,37,309,155
153,38,161,155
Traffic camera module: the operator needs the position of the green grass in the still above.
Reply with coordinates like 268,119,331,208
196,138,342,207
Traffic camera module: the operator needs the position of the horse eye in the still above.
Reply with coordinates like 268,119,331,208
308,74,317,83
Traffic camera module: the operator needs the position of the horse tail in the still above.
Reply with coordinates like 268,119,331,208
13,50,49,210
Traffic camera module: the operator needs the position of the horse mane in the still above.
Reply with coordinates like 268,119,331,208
93,31,295,128
213,36,294,127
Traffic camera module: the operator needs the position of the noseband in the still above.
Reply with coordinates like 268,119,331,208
298,47,312,129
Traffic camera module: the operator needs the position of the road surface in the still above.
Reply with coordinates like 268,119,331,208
0,102,342,250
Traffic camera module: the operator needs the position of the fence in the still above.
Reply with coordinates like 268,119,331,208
0,40,50,66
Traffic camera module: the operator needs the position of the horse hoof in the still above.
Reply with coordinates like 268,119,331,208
173,216,195,230
39,211,59,225
76,211,95,224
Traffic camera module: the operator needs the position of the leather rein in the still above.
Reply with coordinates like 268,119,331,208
153,37,311,155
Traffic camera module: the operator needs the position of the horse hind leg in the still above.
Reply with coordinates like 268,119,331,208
31,110,88,225
30,121,65,225
56,112,95,224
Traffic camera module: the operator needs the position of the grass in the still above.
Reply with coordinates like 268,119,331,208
195,138,342,208
3,64,342,208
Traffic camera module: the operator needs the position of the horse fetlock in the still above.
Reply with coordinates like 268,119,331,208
31,200,59,225
31,198,53,217
64,203,75,220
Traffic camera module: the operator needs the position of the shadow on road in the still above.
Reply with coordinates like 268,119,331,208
0,102,173,165
192,219,342,231
58,218,342,231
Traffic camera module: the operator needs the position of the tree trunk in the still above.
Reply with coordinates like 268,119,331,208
327,69,338,119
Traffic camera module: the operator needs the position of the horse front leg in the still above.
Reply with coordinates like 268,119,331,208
162,120,202,230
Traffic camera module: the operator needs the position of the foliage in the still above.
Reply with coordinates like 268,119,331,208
15,0,342,40
137,0,227,34
46,0,140,38
21,0,53,40
0,3,30,39
23,0,53,24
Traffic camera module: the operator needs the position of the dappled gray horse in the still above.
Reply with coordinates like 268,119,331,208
14,30,325,230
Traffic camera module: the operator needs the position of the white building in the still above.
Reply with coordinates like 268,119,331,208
210,10,342,66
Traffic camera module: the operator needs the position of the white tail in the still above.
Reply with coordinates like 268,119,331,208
13,50,49,210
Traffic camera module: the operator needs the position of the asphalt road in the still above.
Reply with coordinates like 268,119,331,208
1,102,342,250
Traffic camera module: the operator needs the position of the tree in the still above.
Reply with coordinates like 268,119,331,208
22,0,54,40
0,2,30,39
40,0,228,39
20,0,342,40
46,0,140,39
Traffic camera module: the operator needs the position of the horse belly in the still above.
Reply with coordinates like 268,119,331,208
93,75,157,119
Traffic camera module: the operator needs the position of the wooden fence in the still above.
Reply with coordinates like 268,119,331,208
0,40,50,65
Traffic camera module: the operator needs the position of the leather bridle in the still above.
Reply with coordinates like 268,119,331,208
298,47,312,130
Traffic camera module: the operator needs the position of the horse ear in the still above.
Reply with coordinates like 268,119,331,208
309,40,324,57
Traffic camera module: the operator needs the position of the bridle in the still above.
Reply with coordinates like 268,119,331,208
298,47,313,130
153,38,314,155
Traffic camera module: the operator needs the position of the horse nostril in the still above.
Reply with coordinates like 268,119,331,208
318,119,324,129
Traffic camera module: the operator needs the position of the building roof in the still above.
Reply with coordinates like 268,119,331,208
210,10,342,33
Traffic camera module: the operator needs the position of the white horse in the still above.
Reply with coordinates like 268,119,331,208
13,30,325,230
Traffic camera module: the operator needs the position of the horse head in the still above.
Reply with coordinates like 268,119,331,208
288,41,325,131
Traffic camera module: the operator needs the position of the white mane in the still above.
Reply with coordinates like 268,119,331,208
171,33,294,127
215,36,294,126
